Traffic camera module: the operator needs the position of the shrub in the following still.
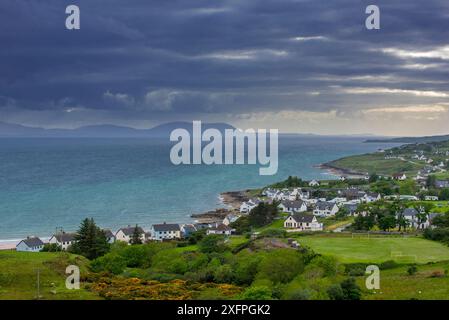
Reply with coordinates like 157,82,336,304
379,260,399,270
286,288,311,300
240,286,272,300
407,265,418,276
327,284,345,300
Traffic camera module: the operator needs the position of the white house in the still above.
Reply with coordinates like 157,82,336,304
48,232,77,250
363,192,381,203
102,229,116,244
279,200,307,213
393,173,407,181
240,199,261,213
313,201,339,217
16,237,45,252
207,224,235,235
223,214,239,226
309,180,320,187
115,226,146,244
399,208,429,229
151,223,181,241
181,224,197,237
284,213,323,231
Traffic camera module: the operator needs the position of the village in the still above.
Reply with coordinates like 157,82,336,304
15,170,449,253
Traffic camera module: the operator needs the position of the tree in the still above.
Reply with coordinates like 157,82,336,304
369,173,379,183
248,202,280,227
353,214,375,231
130,224,143,245
240,286,272,300
327,284,345,300
427,175,437,188
378,215,397,231
198,235,227,253
41,243,62,252
70,218,110,260
440,188,449,200
340,277,362,300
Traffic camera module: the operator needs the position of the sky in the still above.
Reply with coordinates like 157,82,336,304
1,0,449,136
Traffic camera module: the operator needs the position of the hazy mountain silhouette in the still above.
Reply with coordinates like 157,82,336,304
0,121,236,138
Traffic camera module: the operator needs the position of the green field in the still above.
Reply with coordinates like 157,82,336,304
358,261,449,300
298,235,449,263
329,153,422,176
0,251,99,300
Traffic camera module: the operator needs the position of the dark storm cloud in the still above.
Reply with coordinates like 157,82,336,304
0,0,448,129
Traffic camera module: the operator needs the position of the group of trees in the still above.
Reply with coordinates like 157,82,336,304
352,201,433,232
424,212,449,244
231,201,280,234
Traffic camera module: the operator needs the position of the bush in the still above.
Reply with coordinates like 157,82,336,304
198,235,228,253
344,263,368,276
286,288,311,300
240,286,272,300
328,278,362,300
407,265,418,276
379,260,399,270
90,253,127,275
256,249,304,284
327,284,345,300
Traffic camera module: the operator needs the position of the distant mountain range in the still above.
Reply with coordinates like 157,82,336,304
0,121,236,138
365,134,449,144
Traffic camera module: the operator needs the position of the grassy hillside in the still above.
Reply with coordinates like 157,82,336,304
358,261,449,300
0,251,99,300
297,235,449,264
329,153,422,176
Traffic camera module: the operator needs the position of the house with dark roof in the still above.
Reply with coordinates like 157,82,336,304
435,180,449,188
206,224,235,235
284,213,323,231
181,224,197,237
279,200,307,213
49,232,77,250
115,226,146,244
102,229,116,244
313,201,339,217
16,236,45,252
151,223,181,241
344,203,359,216
398,208,430,229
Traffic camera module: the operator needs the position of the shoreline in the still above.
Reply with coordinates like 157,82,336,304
315,162,368,178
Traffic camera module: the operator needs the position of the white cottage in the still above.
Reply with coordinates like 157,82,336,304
284,213,323,231
279,200,307,213
313,201,339,217
16,237,45,252
48,232,77,250
151,223,181,241
115,226,146,244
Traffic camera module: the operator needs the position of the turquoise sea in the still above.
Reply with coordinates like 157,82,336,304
0,137,397,240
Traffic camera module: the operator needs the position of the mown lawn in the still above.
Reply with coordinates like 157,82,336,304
0,251,100,300
297,235,449,264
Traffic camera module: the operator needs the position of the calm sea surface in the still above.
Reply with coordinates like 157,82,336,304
0,137,397,240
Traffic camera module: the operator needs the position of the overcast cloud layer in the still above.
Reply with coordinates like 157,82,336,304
1,0,449,135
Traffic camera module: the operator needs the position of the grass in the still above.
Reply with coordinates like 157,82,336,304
0,251,100,300
330,153,423,176
320,217,354,231
297,235,449,264
357,261,449,300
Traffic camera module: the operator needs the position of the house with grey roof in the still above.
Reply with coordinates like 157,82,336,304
313,201,339,217
435,180,449,188
284,213,323,231
151,223,181,241
279,200,307,213
181,224,197,237
16,236,45,252
115,226,146,244
206,224,235,235
49,232,77,250
102,229,116,244
398,208,430,229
